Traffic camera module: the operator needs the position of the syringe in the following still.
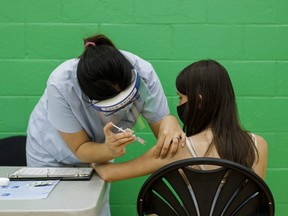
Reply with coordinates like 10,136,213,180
111,123,145,145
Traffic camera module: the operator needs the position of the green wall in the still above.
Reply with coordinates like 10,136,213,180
0,0,287,215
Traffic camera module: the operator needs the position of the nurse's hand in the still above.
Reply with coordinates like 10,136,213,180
103,122,136,158
153,115,186,159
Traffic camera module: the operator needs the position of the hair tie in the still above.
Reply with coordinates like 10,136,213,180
84,42,96,48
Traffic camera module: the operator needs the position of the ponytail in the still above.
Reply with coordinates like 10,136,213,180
84,34,116,48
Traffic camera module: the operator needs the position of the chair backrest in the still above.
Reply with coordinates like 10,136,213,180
0,136,27,166
137,157,274,216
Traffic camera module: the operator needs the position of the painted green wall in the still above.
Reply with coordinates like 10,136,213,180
0,0,287,215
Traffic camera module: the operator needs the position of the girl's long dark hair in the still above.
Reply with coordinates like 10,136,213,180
77,34,133,101
176,59,258,168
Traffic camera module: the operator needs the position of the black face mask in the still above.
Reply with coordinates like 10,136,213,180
177,102,187,124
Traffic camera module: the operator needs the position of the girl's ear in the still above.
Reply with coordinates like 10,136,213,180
198,94,202,109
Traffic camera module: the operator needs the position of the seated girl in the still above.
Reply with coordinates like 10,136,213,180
93,59,268,181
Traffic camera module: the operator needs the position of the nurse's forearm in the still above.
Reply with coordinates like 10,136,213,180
59,127,134,163
58,129,114,163
75,141,114,163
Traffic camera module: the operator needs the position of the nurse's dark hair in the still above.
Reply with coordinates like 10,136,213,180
77,34,133,100
176,59,258,168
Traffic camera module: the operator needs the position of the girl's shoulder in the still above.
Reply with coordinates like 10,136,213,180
250,133,268,155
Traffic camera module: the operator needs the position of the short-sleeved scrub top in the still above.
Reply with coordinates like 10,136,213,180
26,50,169,167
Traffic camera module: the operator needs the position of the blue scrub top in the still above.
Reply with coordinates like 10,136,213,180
26,50,170,167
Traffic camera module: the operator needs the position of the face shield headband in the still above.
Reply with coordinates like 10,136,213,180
89,69,141,113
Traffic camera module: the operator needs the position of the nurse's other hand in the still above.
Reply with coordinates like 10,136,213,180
103,122,136,158
154,115,186,159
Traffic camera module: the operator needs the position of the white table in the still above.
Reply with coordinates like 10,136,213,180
0,167,107,216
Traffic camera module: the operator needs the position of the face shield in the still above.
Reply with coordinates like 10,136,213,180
89,69,141,116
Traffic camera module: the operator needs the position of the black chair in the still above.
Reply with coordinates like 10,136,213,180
0,136,27,166
137,157,274,216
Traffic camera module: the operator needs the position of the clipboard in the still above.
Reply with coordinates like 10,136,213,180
8,167,94,181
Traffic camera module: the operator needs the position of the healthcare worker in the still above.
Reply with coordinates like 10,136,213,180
26,34,185,215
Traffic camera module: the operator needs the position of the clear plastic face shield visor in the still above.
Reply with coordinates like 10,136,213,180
88,69,141,116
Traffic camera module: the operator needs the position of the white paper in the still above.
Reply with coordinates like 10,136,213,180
0,180,59,200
